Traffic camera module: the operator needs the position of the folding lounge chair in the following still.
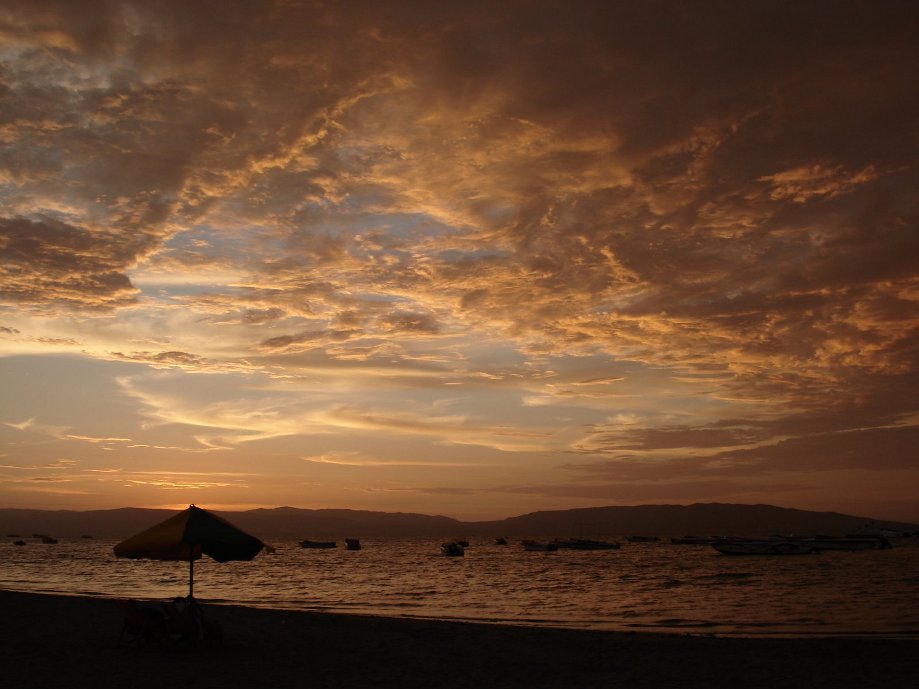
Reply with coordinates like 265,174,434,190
162,597,223,647
113,598,173,647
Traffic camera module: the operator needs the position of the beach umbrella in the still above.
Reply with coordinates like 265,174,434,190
113,504,265,598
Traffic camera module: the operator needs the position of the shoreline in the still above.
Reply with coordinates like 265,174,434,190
7,585,916,641
3,589,918,688
180,599,919,642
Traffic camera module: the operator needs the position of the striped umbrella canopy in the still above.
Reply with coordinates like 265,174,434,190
114,505,265,598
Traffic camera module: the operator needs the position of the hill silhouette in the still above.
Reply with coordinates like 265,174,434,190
1,503,915,540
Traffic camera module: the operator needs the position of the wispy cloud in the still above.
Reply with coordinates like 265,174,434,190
301,451,479,468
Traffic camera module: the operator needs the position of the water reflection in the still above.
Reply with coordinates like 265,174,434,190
2,537,917,637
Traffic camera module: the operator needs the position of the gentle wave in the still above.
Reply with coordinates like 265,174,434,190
2,537,918,637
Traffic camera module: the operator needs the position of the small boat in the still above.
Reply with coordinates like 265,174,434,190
627,535,660,543
495,537,508,545
38,535,58,544
13,540,26,546
300,540,337,549
711,538,817,555
552,538,620,550
441,542,465,557
522,540,558,552
670,536,714,545
344,538,361,550
802,536,891,551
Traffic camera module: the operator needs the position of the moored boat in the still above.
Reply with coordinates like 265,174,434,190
300,539,337,549
711,538,817,555
803,536,892,551
552,538,620,550
670,536,714,545
627,535,660,543
441,541,465,556
344,538,361,550
521,540,558,552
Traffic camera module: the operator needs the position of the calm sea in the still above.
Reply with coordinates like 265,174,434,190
2,536,918,638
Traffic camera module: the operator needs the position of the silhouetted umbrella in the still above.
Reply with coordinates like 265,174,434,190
114,504,265,598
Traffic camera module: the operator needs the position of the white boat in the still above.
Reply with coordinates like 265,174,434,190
712,539,817,555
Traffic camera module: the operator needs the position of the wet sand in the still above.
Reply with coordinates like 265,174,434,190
2,589,917,688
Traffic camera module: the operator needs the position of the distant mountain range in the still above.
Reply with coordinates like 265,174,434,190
2,503,916,541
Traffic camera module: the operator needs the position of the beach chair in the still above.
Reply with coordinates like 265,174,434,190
113,599,173,647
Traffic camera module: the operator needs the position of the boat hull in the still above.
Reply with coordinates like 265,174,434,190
552,539,620,550
712,539,817,555
670,537,714,545
441,542,465,556
804,538,889,551
300,540,337,549
522,540,558,552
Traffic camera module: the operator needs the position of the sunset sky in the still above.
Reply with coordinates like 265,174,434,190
1,1,917,521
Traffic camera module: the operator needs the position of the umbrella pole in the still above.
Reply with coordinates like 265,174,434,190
189,555,194,599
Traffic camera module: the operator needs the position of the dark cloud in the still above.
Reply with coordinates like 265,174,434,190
111,350,206,369
241,308,286,325
0,216,137,309
495,479,809,502
568,425,919,484
715,425,919,474
378,312,440,335
591,426,762,452
259,328,360,352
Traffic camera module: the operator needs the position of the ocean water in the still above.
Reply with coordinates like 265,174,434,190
2,536,918,638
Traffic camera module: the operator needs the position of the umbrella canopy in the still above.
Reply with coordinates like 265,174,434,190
114,505,265,597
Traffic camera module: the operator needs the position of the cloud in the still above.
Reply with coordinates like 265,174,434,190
316,405,553,452
111,350,208,370
1,1,917,517
377,311,441,335
0,458,77,470
3,417,70,439
65,434,133,445
301,451,479,468
566,425,919,483
259,329,360,352
493,479,809,502
0,216,138,310
759,164,880,203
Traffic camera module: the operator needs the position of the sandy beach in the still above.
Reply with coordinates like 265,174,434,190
2,589,916,689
